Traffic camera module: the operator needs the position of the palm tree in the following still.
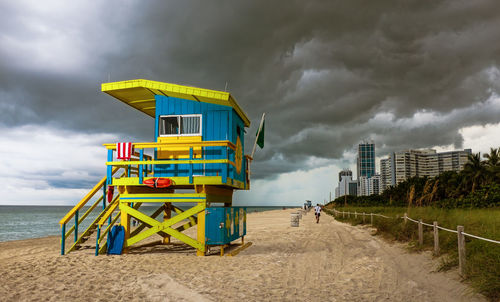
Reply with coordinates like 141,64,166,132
483,147,500,182
463,152,486,193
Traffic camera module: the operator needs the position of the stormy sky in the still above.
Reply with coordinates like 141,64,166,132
1,1,500,205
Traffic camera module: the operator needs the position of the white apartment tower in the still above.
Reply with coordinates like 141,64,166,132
379,148,472,189
335,169,357,198
380,158,394,191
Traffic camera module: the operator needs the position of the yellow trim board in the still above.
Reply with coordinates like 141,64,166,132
106,159,236,167
226,242,253,257
157,136,202,159
101,79,250,127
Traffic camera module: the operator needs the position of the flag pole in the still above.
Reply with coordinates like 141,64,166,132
251,112,265,159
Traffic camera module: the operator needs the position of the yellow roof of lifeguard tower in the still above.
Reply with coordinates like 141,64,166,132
102,79,250,127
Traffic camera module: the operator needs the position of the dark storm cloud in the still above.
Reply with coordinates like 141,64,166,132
2,0,500,180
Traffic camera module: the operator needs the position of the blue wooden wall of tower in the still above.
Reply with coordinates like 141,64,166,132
153,95,246,185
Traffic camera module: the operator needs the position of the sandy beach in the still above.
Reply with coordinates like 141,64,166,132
0,209,486,302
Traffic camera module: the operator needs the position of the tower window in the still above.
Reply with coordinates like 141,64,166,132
159,114,202,136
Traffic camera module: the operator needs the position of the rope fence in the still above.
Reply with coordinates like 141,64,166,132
331,208,500,277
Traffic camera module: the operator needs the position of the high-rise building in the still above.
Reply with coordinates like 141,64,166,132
393,149,437,183
348,182,358,196
357,141,375,179
358,174,381,196
368,174,381,195
335,169,357,198
380,158,392,192
379,148,472,187
437,149,471,173
358,176,369,196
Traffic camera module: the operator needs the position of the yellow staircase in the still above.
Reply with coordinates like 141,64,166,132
58,168,120,255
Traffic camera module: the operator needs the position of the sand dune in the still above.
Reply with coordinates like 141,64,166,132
0,209,485,301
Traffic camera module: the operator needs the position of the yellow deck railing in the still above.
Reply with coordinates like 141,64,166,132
104,140,237,185
103,140,236,151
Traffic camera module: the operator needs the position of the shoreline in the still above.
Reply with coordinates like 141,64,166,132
0,206,300,243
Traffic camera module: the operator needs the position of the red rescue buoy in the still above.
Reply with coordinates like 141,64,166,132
143,178,173,188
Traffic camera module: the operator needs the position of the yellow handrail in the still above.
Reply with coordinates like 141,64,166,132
59,167,119,225
98,198,119,226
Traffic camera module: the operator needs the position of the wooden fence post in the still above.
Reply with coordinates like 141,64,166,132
457,225,466,277
362,213,365,223
342,211,345,218
404,213,407,225
418,219,423,246
370,213,373,225
348,211,350,218
433,221,440,256
355,211,357,219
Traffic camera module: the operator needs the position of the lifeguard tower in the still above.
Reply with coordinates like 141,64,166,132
59,79,255,256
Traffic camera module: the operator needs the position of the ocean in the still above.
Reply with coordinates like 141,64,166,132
0,205,295,242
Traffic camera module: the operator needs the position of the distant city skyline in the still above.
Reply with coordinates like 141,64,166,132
335,142,474,198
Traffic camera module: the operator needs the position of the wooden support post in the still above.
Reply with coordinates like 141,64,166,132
404,213,408,225
457,225,466,277
355,211,357,219
362,213,365,223
74,210,79,243
139,149,144,184
61,224,66,255
222,147,228,184
107,149,113,185
197,206,206,256
370,213,373,225
121,201,130,253
418,219,423,246
95,226,101,256
103,185,107,210
163,203,172,244
433,221,439,256
189,147,194,184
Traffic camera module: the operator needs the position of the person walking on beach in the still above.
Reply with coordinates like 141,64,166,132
314,204,321,223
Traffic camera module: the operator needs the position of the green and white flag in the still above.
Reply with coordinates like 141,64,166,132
256,119,265,149
251,113,266,158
